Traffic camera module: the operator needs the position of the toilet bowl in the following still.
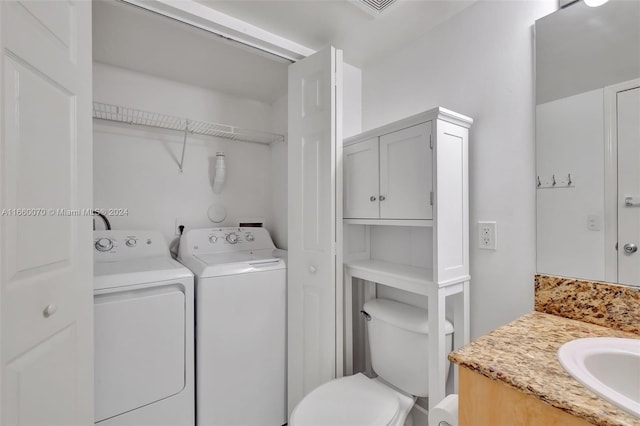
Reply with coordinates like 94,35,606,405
290,298,454,426
290,373,415,426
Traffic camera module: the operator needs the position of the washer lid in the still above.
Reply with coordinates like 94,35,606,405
182,249,286,277
94,256,193,290
291,373,400,426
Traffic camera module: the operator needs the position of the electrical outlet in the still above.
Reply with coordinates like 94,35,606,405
175,217,185,236
478,221,497,250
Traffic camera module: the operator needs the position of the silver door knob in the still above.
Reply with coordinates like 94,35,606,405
623,243,638,254
379,195,386,201
370,196,376,202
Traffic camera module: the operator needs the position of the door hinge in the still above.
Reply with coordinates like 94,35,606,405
429,134,433,149
430,191,434,206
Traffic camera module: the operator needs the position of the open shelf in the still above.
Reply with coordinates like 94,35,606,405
93,101,285,145
344,259,434,296
343,218,433,227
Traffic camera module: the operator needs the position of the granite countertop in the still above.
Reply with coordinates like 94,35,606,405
449,311,640,426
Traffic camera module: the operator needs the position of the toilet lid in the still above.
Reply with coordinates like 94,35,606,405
291,373,400,426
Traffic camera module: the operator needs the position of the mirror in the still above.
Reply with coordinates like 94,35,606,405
535,0,640,285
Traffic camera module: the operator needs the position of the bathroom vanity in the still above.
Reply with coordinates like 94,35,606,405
450,275,640,426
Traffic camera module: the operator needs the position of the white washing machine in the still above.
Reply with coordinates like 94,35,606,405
178,227,286,426
93,230,195,426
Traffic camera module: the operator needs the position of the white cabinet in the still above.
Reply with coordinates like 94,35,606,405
344,123,432,221
344,138,379,219
341,107,473,411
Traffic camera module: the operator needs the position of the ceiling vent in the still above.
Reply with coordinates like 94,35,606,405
351,0,399,16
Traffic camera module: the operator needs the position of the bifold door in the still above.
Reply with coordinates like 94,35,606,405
1,1,94,423
287,46,343,414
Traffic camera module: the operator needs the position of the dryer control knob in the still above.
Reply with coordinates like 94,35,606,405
209,235,218,244
95,238,113,252
126,238,137,247
226,233,239,244
246,233,254,242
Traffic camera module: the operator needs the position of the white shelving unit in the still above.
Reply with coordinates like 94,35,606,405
341,107,472,411
93,101,285,172
344,259,434,296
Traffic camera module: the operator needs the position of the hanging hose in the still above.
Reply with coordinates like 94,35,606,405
93,210,111,230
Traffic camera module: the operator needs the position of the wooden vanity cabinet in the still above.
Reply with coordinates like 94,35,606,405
459,367,593,426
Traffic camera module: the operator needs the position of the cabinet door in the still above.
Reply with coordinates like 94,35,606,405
379,122,432,219
344,138,379,218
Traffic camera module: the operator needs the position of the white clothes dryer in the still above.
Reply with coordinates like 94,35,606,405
179,227,286,426
93,230,194,426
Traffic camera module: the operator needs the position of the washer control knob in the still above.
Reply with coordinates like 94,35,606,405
126,238,137,247
226,233,239,244
95,238,113,252
209,235,218,244
246,233,254,242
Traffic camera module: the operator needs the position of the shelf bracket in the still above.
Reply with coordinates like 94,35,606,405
179,120,189,173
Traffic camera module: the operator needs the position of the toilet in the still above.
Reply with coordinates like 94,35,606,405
290,298,454,426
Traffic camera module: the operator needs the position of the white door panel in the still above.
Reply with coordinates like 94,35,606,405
1,1,93,423
288,46,342,414
344,138,379,219
4,326,78,426
380,123,432,219
94,288,185,423
617,87,640,285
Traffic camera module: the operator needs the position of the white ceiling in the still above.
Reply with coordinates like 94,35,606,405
195,0,475,66
93,0,289,104
93,0,475,104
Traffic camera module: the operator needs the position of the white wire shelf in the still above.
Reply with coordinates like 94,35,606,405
93,102,285,145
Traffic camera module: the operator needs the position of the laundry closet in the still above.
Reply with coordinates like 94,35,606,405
92,1,290,248
91,1,469,425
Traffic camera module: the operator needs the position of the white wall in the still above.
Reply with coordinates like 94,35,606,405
343,63,363,139
361,0,556,338
536,89,605,281
269,94,288,249
93,63,283,246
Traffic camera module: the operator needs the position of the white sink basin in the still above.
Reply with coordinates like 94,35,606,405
558,337,640,418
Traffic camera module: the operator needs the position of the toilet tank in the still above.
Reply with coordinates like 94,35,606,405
363,298,454,397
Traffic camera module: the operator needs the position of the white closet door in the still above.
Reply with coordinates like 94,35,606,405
617,87,640,285
379,123,432,219
288,46,342,414
1,1,94,424
344,138,379,219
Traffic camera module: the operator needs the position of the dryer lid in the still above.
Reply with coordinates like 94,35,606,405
291,373,400,426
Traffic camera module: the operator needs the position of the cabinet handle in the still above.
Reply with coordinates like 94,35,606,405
370,196,377,202
379,195,386,201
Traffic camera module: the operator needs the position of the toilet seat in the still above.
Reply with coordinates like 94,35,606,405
290,373,415,426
